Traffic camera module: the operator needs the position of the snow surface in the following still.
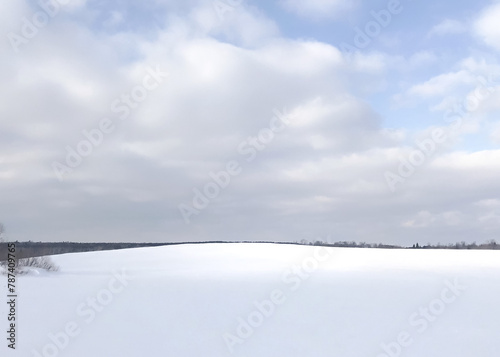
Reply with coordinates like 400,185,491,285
2,243,500,357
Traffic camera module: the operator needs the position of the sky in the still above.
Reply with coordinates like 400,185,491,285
1,0,500,245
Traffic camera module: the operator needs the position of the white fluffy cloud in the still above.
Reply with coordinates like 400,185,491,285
474,2,500,51
429,19,467,37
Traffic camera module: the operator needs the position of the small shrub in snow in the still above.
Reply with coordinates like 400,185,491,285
0,256,59,275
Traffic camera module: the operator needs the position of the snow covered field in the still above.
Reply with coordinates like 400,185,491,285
2,243,500,357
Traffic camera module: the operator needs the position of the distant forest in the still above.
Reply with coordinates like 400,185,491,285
0,242,170,260
298,239,500,250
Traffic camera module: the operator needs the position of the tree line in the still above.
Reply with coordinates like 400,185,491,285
300,239,499,250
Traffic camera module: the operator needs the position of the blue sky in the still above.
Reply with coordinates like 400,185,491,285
1,0,500,245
